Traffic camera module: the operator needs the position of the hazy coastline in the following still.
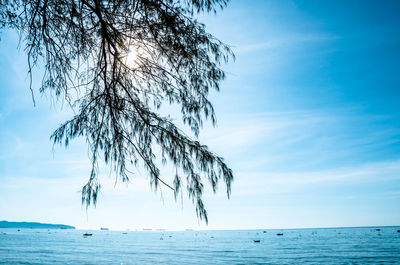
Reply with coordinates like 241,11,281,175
0,220,75,229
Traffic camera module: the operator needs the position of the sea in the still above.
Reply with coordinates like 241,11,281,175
1,226,400,264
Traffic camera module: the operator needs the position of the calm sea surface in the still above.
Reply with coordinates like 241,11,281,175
1,227,400,264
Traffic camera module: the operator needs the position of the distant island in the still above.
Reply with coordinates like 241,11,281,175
0,220,75,229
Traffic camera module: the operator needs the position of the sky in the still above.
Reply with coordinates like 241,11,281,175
0,0,399,230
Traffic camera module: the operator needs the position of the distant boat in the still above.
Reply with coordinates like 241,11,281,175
83,233,93,236
276,233,283,236
100,228,109,231
253,239,261,243
376,229,381,231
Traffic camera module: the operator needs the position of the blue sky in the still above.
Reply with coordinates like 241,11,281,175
0,0,399,230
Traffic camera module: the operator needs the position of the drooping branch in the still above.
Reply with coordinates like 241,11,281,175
0,0,234,223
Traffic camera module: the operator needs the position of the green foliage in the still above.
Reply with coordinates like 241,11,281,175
0,0,234,223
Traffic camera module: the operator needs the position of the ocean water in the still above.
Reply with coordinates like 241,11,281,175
1,227,400,264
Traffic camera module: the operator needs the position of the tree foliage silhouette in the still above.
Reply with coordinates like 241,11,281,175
0,0,234,223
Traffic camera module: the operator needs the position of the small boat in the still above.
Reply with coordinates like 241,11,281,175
276,233,283,236
253,239,261,243
397,230,400,233
375,229,381,231
83,233,93,236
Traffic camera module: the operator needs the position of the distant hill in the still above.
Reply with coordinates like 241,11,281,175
0,221,75,229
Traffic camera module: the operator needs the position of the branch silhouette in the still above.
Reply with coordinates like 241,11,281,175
0,0,234,223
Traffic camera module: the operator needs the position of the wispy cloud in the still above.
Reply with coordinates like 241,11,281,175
201,110,327,150
235,33,341,54
230,159,400,196
0,133,30,159
201,109,399,155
